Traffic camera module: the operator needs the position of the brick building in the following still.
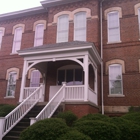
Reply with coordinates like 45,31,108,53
0,0,140,118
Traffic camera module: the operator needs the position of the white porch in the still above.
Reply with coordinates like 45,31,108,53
18,41,101,105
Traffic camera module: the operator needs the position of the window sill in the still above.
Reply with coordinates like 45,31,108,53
10,53,18,55
4,96,15,99
108,94,125,97
107,41,122,44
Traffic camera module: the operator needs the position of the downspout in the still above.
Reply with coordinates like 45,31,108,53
100,0,104,114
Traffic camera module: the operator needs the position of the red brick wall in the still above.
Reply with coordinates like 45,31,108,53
102,0,140,107
65,103,99,118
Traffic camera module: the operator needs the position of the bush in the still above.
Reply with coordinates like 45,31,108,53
56,130,92,140
20,118,69,140
75,113,109,123
0,104,16,117
122,112,140,125
73,120,120,140
129,106,140,112
56,111,78,126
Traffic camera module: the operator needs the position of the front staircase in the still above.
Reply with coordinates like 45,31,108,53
3,104,45,140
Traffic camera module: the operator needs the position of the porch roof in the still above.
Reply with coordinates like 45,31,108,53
18,41,102,65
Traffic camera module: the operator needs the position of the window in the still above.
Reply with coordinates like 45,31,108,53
12,27,22,53
57,15,69,43
74,12,86,41
109,64,123,94
30,70,40,87
34,24,44,46
6,72,17,97
0,30,3,49
107,11,120,43
58,68,83,85
138,8,140,33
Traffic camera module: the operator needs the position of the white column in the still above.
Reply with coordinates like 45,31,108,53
94,69,98,94
19,60,28,102
0,117,5,140
84,54,89,101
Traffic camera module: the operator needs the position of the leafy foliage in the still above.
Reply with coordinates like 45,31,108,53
20,118,69,140
56,130,92,140
0,104,16,117
73,120,121,140
56,111,78,126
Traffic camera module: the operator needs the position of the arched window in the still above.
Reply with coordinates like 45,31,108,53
12,27,23,53
109,64,123,95
34,24,44,46
107,11,120,43
57,15,69,43
0,27,5,49
74,12,86,41
6,71,17,97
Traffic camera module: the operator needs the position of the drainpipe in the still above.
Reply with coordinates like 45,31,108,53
100,0,104,114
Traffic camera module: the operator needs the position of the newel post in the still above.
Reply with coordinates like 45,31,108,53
62,82,66,101
30,118,37,125
84,54,89,101
0,117,5,140
39,83,44,102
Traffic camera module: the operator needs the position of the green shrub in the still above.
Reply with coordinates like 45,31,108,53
122,112,140,125
73,120,120,140
56,111,78,126
0,104,16,117
56,130,92,140
129,106,140,112
20,118,69,140
75,113,109,123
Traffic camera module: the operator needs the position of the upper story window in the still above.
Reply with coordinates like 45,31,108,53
57,15,69,43
12,27,23,53
0,27,5,50
34,24,44,46
74,12,86,41
107,11,120,43
109,64,123,95
138,8,140,33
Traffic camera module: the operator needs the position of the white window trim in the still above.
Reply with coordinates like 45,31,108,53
138,8,140,37
108,64,124,96
74,11,87,41
0,27,5,50
12,27,23,54
107,11,121,43
6,71,17,97
34,24,44,47
33,20,46,31
57,14,69,43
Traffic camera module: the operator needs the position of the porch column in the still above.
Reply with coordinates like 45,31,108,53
19,60,28,102
84,54,89,101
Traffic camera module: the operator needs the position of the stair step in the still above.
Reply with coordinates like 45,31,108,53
3,136,19,140
8,131,21,137
12,126,27,131
16,122,30,127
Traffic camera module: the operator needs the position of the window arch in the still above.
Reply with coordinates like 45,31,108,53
6,68,19,97
106,59,125,74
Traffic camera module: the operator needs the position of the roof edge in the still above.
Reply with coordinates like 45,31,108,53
0,6,47,21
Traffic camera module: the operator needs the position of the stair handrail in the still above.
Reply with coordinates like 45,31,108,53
31,83,66,124
0,84,43,139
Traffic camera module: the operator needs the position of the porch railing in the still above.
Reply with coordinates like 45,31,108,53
0,85,43,139
88,87,97,105
65,85,84,101
23,87,38,100
30,83,66,125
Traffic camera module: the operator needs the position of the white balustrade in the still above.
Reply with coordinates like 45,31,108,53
0,85,43,139
65,85,84,101
31,84,66,124
23,87,38,100
88,87,97,105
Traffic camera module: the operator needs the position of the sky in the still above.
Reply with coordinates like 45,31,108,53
0,0,42,14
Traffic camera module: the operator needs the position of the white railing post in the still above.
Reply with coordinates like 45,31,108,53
0,117,5,140
19,60,28,102
30,118,37,125
84,54,89,101
39,84,43,102
62,82,66,101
